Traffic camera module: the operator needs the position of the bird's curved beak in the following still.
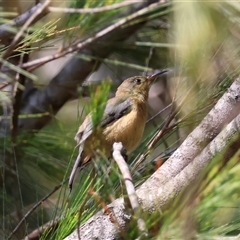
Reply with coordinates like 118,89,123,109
147,69,168,83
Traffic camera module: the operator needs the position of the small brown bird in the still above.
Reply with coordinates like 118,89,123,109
69,70,167,190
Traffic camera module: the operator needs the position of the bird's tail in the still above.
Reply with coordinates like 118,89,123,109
68,144,84,191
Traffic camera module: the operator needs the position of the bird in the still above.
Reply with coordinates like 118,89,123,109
68,70,168,190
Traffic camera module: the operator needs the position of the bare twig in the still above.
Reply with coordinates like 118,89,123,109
132,106,178,173
25,218,60,240
1,0,51,62
146,103,172,123
144,46,154,76
132,120,181,174
210,235,240,240
7,179,67,240
0,82,12,90
148,110,177,150
11,53,29,143
48,1,135,14
112,142,147,238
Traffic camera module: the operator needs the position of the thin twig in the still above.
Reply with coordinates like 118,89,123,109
48,1,135,14
21,1,167,71
7,178,67,240
132,113,182,173
143,46,154,76
0,82,12,90
146,103,172,123
25,218,60,240
11,52,29,144
148,110,177,150
112,142,147,238
1,0,51,62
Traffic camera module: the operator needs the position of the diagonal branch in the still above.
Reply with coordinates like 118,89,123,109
138,111,240,212
22,1,169,71
1,0,51,62
0,3,50,45
7,179,66,240
64,76,240,240
138,77,240,203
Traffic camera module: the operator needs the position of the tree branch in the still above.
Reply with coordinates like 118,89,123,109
137,111,240,212
7,179,66,240
22,1,168,71
138,77,240,202
64,77,240,239
48,1,135,14
1,0,51,62
0,3,50,45
113,142,147,237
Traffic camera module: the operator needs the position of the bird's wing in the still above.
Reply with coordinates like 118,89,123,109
75,115,94,145
101,96,132,128
75,96,132,145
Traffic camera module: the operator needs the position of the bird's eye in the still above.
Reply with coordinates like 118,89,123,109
134,78,142,85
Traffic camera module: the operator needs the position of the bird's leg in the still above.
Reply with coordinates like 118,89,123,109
120,146,128,162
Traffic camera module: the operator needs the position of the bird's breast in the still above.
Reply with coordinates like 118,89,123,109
103,103,147,153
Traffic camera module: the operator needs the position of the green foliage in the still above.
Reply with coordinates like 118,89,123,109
43,172,99,239
197,154,240,236
88,79,111,128
18,19,61,53
65,0,125,44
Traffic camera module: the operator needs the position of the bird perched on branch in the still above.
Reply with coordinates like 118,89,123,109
69,70,168,190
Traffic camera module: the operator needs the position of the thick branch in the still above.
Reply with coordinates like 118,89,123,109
64,198,129,240
137,111,240,212
64,77,240,239
65,111,240,239
138,77,240,201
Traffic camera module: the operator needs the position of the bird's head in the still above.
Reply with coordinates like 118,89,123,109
115,70,168,102
116,76,149,100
